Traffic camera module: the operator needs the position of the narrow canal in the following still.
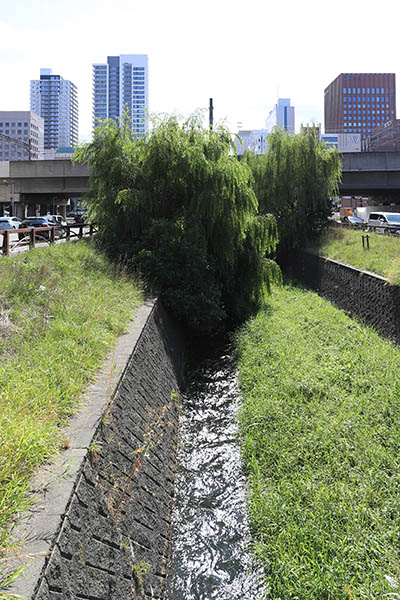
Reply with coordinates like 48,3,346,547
165,346,266,600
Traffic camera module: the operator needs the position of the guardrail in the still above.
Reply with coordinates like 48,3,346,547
0,223,98,257
333,221,400,237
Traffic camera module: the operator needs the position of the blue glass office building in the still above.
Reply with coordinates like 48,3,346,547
92,54,148,137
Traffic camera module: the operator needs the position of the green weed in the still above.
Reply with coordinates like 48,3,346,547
314,226,400,283
0,240,142,565
236,281,400,599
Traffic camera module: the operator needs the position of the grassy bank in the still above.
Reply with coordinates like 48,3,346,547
236,282,400,599
0,240,142,560
315,226,400,283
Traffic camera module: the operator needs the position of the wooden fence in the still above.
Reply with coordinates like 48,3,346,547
0,223,98,257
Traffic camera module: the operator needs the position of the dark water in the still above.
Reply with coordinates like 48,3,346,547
164,349,266,600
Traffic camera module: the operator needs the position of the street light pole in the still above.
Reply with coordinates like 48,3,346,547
2,180,15,216
10,182,15,217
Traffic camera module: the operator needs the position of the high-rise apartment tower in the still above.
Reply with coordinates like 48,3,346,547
30,69,78,150
324,73,396,139
92,54,148,136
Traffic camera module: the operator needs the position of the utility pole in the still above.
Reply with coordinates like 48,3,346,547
209,98,213,131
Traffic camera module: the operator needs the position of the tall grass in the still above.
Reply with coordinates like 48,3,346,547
236,281,400,599
0,240,142,560
315,226,400,283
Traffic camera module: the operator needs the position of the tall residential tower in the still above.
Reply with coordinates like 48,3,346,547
92,54,148,136
30,69,78,150
324,73,396,139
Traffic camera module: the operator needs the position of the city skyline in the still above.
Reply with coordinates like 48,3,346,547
0,0,400,143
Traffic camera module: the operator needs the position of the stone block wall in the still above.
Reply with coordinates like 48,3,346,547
288,250,400,345
11,300,184,600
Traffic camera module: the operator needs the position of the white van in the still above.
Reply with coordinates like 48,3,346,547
367,212,400,233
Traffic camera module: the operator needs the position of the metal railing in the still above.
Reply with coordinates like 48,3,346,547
334,220,400,237
0,223,98,257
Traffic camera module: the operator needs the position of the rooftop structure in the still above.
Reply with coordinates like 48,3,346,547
362,119,400,152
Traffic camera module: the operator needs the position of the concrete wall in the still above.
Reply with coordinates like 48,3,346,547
341,151,400,172
8,299,185,600
288,250,400,345
9,160,89,179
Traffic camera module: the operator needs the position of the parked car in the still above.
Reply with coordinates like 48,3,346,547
367,212,400,234
47,214,67,226
0,216,22,229
0,218,13,231
19,216,52,240
342,215,365,228
20,215,67,240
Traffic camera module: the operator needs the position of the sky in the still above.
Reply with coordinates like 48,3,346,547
1,0,400,142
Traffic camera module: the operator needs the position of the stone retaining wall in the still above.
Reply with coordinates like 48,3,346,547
288,250,400,345
8,299,185,600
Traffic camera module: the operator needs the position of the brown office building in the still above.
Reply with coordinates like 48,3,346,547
324,73,396,141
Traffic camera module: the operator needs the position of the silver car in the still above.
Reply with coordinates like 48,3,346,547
367,212,400,234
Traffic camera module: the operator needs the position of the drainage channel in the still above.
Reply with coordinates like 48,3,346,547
164,347,266,600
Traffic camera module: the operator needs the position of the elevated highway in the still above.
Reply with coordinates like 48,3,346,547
0,159,90,217
2,152,400,218
340,151,400,198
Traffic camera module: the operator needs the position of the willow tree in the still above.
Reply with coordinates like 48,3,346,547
75,114,280,335
244,128,342,260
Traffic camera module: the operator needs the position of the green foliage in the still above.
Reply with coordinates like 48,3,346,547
75,114,281,335
236,282,400,599
243,128,342,259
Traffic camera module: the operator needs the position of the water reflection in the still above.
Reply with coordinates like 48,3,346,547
165,351,266,600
